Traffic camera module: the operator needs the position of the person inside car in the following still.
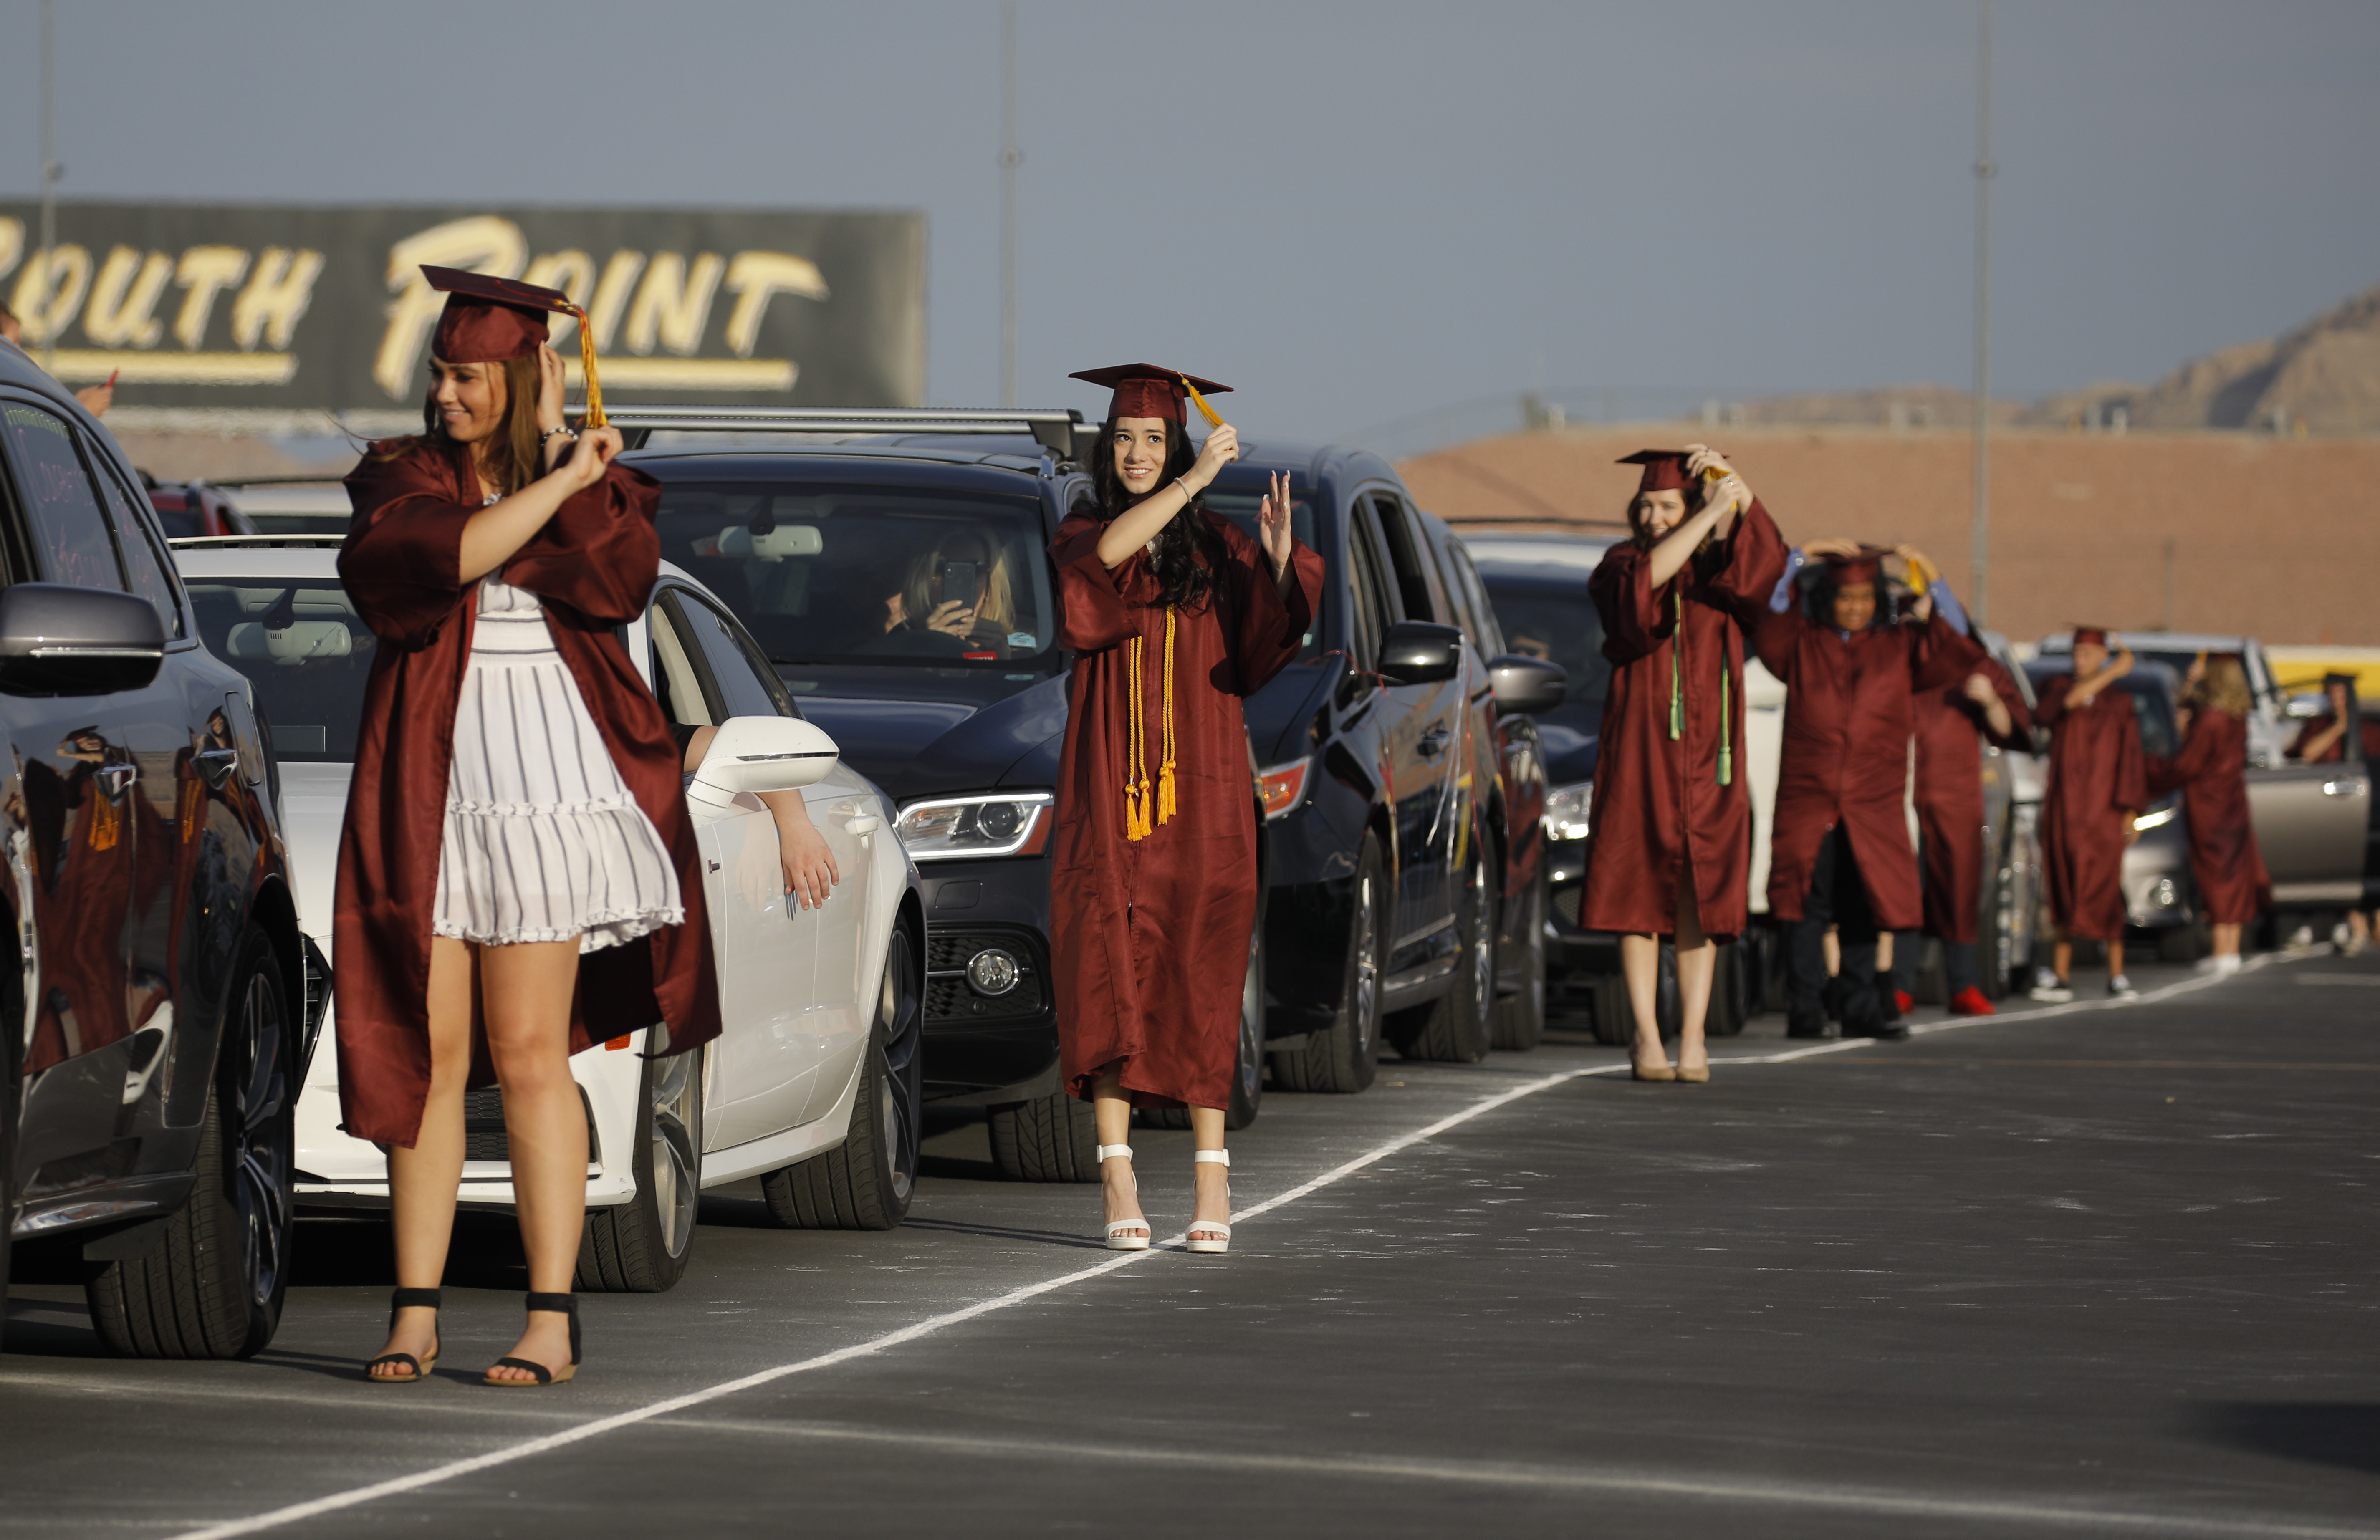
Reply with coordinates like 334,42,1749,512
2030,627,2147,1002
1756,544,1983,1040
2149,653,2270,977
1049,363,1321,1255
338,268,721,1390
1583,446,1787,1081
2282,672,2377,954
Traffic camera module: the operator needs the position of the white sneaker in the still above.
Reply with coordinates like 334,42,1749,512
2029,981,2075,1003
2211,954,2242,977
2107,974,2139,999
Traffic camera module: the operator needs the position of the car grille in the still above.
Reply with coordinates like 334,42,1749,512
925,926,1048,1026
463,1084,600,1164
1554,885,1583,927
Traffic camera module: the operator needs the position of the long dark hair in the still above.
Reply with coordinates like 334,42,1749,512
1088,415,1227,612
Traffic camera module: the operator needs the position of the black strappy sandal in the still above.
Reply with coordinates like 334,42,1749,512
482,1292,579,1387
363,1287,442,1383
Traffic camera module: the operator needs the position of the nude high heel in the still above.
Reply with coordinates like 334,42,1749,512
1187,1149,1232,1255
1099,1144,1150,1250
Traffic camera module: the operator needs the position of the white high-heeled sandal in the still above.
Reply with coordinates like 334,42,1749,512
1186,1149,1231,1255
1098,1144,1150,1251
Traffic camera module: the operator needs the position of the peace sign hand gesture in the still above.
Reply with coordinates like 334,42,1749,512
1258,471,1296,580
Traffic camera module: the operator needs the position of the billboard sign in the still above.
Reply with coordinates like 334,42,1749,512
0,203,924,421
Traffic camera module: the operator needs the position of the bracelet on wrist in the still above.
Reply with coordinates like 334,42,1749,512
540,425,577,445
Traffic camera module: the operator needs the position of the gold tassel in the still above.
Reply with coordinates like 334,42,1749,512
1124,635,1150,841
571,304,607,429
1156,608,1178,826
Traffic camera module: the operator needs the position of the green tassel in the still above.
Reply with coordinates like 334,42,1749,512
1668,592,1685,741
1718,660,1733,787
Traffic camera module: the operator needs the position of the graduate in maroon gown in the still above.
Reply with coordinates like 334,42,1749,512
2148,654,2269,974
1583,446,1787,1082
1051,364,1321,1255
2029,628,2148,1001
1891,652,2034,1017
341,269,720,1388
1754,544,1984,1039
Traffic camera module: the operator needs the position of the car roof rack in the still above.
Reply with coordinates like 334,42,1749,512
602,405,1084,455
167,534,346,549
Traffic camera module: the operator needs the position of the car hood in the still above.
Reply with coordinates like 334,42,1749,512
277,762,350,949
1537,719,1599,786
801,674,1070,802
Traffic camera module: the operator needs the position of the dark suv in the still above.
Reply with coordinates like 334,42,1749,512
0,343,312,1358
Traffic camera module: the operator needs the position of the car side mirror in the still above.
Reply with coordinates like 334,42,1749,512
1378,621,1463,686
0,583,167,697
1487,654,1567,714
689,715,840,804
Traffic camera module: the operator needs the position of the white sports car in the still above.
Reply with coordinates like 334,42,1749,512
169,538,924,1292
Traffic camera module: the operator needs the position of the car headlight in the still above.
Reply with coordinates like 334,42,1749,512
895,792,1054,860
1545,779,1592,841
2132,805,2176,831
1258,757,1311,820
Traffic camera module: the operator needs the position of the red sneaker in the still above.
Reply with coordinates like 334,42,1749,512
1948,986,1996,1016
1894,990,1914,1015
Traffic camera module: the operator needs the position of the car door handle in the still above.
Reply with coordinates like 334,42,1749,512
193,747,240,788
1417,726,1450,758
846,815,883,836
2321,778,2367,798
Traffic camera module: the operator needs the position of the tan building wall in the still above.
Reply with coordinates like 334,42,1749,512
1397,427,2380,646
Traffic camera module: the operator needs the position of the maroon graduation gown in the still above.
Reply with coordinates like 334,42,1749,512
332,439,720,1149
1753,611,1983,930
2146,709,2270,925
1050,511,1322,1110
1910,656,2034,943
2288,713,2380,765
2034,674,2148,941
1580,501,1788,940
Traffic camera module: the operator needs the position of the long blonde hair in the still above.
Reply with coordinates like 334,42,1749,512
381,355,544,494
902,539,1014,632
2190,654,2254,720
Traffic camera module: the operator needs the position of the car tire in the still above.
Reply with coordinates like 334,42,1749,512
87,928,293,1359
1590,969,1635,1048
1393,835,1496,1064
1491,863,1547,1052
1271,833,1384,1093
1146,917,1266,1132
577,1038,704,1293
762,925,923,1228
988,1088,1099,1182
1705,940,1749,1038
1983,856,2016,1000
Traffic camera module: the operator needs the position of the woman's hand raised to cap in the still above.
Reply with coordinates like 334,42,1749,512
1187,422,1240,492
558,424,622,493
535,344,569,436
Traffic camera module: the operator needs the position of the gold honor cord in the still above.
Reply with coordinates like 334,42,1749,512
1180,376,1224,429
571,305,607,429
1122,610,1182,842
1667,588,1733,787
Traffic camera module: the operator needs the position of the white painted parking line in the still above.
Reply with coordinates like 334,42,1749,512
649,1416,2380,1540
160,948,2317,1540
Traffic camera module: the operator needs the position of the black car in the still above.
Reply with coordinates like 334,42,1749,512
0,343,313,1357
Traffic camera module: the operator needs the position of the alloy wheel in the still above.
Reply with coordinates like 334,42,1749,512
1353,873,1381,1061
878,929,922,1204
227,971,290,1312
647,1048,701,1259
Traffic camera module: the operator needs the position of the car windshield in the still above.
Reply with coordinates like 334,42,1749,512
652,484,1058,670
1474,568,1611,736
185,577,374,762
1205,480,1324,661
2120,680,2180,758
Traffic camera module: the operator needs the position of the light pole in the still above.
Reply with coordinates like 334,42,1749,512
1969,0,1995,626
38,0,58,372
998,0,1021,409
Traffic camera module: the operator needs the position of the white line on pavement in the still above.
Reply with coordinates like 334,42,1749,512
647,1415,2380,1540
159,948,2317,1540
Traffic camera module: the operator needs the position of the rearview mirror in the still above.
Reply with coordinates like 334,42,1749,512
1487,654,1567,714
0,583,167,697
690,715,840,801
1378,621,1463,686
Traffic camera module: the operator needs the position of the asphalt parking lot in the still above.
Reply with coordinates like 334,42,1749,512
5,949,2377,1540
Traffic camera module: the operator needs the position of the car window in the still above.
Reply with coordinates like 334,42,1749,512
650,482,1056,671
677,589,798,720
1446,545,1505,657
1367,492,1437,623
2,400,129,593
648,598,715,730
183,577,376,762
94,460,187,638
1475,565,1609,738
1345,506,1393,672
1203,477,1324,662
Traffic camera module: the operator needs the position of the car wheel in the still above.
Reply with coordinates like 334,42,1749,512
1145,918,1266,1133
577,1037,704,1292
1705,940,1749,1037
88,928,292,1359
1984,856,2017,1000
1591,969,1635,1047
1271,833,1383,1093
988,1088,1099,1182
1394,835,1496,1063
763,924,923,1228
1491,863,1547,1052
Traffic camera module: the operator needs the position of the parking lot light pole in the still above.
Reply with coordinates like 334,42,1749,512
998,0,1021,409
39,0,58,373
1970,0,1995,626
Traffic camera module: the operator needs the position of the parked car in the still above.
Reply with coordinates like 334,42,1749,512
168,538,924,1292
141,477,256,540
602,406,1270,1181
205,477,354,538
2035,630,2370,915
1,347,313,1358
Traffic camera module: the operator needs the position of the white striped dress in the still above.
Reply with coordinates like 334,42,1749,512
431,577,683,953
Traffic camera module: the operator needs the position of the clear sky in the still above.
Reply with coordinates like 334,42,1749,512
2,0,2373,443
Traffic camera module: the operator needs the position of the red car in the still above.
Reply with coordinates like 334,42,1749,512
143,478,255,540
